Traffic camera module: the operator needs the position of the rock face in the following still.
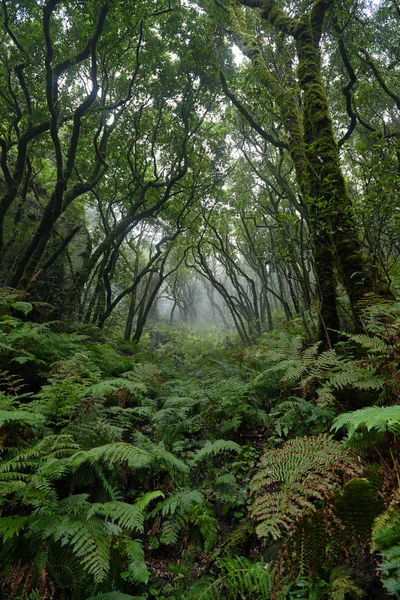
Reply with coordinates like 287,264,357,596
0,180,91,316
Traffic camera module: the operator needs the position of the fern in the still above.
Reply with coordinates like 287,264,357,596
191,504,219,552
332,405,400,437
70,442,155,470
248,331,384,415
28,513,113,583
152,405,195,445
161,489,205,517
123,362,161,383
160,515,185,545
122,539,150,583
186,557,272,600
213,472,246,505
158,489,205,546
0,409,45,427
87,502,145,532
5,495,152,585
131,431,190,474
156,488,218,550
250,435,359,539
372,498,400,597
329,568,364,600
267,396,334,439
190,440,241,464
0,515,30,541
335,477,384,537
134,490,165,511
345,333,388,353
82,378,147,400
326,366,383,391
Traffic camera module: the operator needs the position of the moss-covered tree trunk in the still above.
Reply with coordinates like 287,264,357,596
295,12,386,327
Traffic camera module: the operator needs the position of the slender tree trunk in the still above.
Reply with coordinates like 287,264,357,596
276,271,292,320
123,230,144,341
169,300,178,326
264,291,273,331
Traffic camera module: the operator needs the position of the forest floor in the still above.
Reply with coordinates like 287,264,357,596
1,294,400,599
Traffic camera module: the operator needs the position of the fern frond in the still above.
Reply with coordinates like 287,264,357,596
191,440,241,464
268,397,334,439
160,515,185,545
0,410,46,427
83,378,147,400
372,499,400,596
332,405,400,437
29,514,111,583
327,367,383,392
161,489,205,517
0,434,79,477
87,502,145,532
0,515,29,541
70,442,154,470
155,445,191,474
123,362,161,383
131,432,190,474
335,478,384,536
250,435,359,540
191,505,219,552
186,557,272,600
163,395,202,409
122,539,149,584
343,333,388,353
134,491,165,511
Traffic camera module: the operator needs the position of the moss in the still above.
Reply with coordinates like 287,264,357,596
260,0,298,36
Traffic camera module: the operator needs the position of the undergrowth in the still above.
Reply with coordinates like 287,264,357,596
1,291,400,599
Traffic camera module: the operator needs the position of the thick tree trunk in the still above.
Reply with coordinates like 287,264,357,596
296,17,374,330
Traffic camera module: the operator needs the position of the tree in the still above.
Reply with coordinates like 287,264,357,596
209,0,394,343
0,0,225,335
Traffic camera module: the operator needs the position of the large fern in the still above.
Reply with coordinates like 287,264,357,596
1,491,154,582
185,557,272,600
249,434,359,540
156,488,218,551
190,439,241,465
0,427,178,595
372,496,400,597
246,330,384,413
332,405,400,437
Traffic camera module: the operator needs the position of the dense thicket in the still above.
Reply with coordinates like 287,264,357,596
1,0,400,598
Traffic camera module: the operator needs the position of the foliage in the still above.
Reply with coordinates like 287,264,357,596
246,331,384,411
332,405,400,437
3,284,400,599
249,435,359,540
185,557,272,600
372,497,400,597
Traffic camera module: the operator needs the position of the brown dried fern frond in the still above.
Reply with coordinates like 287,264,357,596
250,434,360,540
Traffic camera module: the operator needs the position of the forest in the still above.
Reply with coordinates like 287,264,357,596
0,0,400,598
